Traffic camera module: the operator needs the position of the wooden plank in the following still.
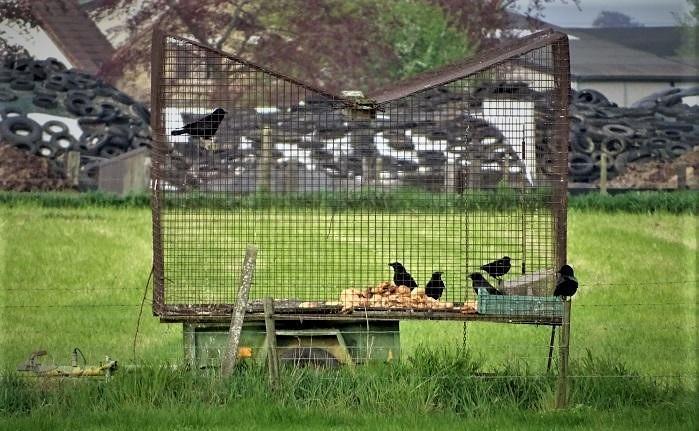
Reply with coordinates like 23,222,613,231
221,245,258,377
263,297,279,387
162,310,562,326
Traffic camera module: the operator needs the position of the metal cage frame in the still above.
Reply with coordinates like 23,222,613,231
149,28,570,323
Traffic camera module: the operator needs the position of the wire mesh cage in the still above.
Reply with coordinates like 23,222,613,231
150,29,570,321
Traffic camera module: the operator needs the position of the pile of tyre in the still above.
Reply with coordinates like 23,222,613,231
0,56,151,187
569,87,698,182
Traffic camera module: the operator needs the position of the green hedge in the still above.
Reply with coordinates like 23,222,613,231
0,189,695,213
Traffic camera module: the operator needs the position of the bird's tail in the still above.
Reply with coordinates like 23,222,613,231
171,129,185,136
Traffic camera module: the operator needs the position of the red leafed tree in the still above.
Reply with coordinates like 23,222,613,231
1,0,580,97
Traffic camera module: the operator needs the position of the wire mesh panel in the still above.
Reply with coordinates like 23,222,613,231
151,29,569,320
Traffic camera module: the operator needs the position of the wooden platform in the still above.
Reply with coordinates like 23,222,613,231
159,299,562,326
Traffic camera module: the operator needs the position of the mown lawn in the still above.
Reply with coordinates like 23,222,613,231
0,201,696,429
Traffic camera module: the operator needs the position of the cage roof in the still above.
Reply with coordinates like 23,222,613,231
368,29,568,104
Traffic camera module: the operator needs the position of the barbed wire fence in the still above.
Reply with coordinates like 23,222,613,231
2,279,696,388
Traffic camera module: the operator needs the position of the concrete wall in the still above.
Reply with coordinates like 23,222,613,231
572,80,699,107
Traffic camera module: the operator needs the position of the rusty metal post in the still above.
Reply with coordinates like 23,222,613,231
555,299,571,408
551,36,570,272
149,27,166,315
221,245,258,377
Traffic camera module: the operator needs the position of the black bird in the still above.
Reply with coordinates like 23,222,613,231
554,264,578,298
425,271,445,300
171,107,227,138
388,262,418,290
480,256,511,280
468,273,504,295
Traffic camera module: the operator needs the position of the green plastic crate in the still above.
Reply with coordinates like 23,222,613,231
476,294,563,318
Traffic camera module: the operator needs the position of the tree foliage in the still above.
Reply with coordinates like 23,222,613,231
592,10,644,28
1,0,581,96
676,0,698,59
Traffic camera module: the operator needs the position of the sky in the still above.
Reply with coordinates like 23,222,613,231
517,0,692,27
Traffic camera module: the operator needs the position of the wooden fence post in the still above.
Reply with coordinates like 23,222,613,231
676,163,687,190
555,299,571,408
64,151,80,187
221,245,258,377
260,127,272,192
599,153,608,195
264,297,279,388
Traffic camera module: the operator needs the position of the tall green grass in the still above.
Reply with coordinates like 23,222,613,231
1,349,693,415
0,189,695,213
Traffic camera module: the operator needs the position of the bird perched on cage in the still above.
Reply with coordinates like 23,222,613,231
388,262,418,290
553,264,578,298
480,256,511,280
424,271,445,300
468,273,504,295
171,107,227,138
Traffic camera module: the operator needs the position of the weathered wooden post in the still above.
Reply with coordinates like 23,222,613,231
260,127,272,192
221,245,258,377
445,159,456,192
599,152,608,195
676,163,687,189
64,150,80,187
263,297,280,387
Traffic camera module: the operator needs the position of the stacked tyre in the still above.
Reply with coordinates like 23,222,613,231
568,88,698,182
0,56,151,181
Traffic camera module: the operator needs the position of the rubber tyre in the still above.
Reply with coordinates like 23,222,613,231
659,129,683,141
569,152,594,176
50,132,77,151
131,102,150,124
43,120,70,136
79,132,110,153
98,144,125,158
67,72,97,89
601,123,634,137
668,142,691,157
67,89,95,100
36,142,56,158
32,94,58,109
600,136,627,155
0,68,13,83
11,140,37,153
0,88,17,102
45,73,74,92
0,116,42,145
0,106,23,119
10,78,34,91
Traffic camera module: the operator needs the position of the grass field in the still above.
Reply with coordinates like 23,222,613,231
0,199,696,429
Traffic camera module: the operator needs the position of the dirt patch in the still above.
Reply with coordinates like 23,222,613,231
0,144,69,191
607,146,699,189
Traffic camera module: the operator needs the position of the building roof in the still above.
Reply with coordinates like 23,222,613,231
563,27,698,82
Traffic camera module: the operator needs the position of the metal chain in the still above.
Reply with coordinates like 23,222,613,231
460,321,469,354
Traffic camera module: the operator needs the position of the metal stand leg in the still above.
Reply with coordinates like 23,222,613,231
547,325,556,372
